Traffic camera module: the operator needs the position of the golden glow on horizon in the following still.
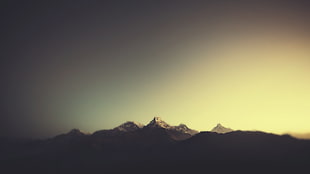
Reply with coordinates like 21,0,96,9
143,32,310,134
6,1,310,138
74,30,310,136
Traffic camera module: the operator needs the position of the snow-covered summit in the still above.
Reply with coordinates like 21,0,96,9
173,124,199,135
114,121,144,132
146,117,171,129
107,117,198,140
145,117,199,136
211,123,233,134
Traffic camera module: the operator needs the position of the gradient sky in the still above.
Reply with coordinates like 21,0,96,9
1,0,310,138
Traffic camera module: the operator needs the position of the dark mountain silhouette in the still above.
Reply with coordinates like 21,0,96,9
1,117,310,174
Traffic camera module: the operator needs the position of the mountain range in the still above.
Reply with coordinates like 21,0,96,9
1,117,310,174
66,117,227,139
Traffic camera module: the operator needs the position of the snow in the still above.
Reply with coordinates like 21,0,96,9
211,123,233,134
114,121,145,132
113,117,199,136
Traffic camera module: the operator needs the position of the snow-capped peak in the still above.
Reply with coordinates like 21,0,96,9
146,117,171,129
145,117,199,136
173,124,199,135
211,123,233,134
114,121,144,132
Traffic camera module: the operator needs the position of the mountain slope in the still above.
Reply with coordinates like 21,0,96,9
113,121,144,132
2,119,310,174
146,117,170,128
211,123,233,133
144,117,199,140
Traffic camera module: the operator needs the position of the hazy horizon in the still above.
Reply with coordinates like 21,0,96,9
3,116,310,140
1,0,310,138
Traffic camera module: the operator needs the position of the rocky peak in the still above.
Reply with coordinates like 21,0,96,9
211,123,233,134
146,117,171,129
145,117,199,137
178,124,188,128
174,124,199,135
114,121,144,132
154,117,161,121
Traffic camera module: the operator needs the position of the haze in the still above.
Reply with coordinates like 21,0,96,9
1,0,310,138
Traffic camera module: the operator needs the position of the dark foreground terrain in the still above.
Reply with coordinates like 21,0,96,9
1,118,310,174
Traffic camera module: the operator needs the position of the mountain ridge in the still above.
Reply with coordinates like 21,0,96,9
1,117,310,174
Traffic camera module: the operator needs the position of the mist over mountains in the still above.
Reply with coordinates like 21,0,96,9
1,117,310,174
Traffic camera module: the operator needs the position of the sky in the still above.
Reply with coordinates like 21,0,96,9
1,0,310,138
